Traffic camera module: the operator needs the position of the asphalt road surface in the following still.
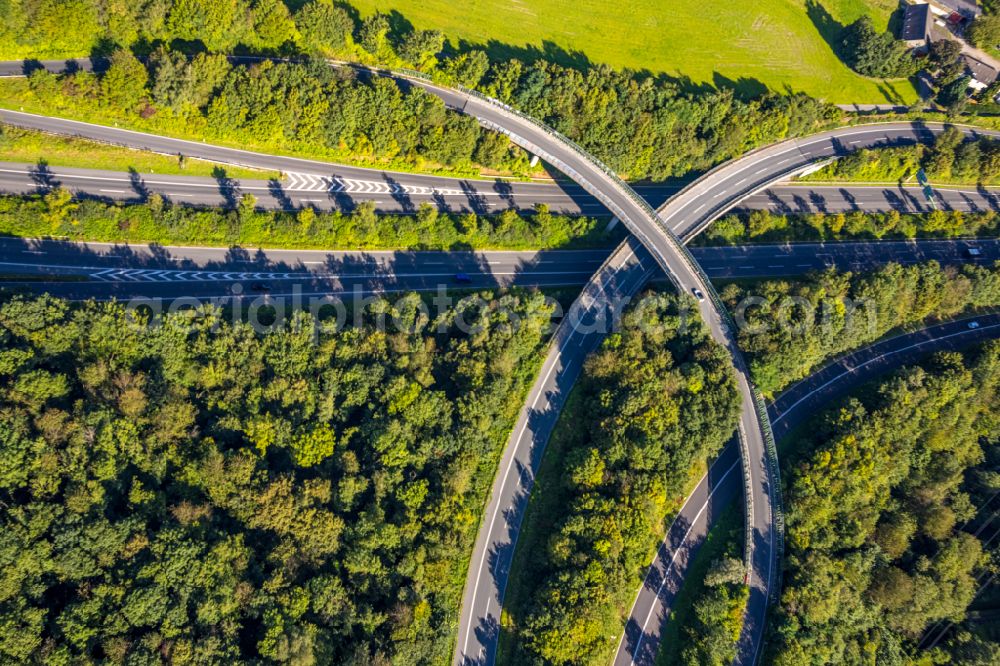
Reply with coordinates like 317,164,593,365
613,120,1000,666
616,311,1000,666
2,161,999,216
5,59,1000,666
0,156,678,215
1,236,996,301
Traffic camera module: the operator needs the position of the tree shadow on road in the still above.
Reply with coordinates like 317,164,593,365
29,159,59,192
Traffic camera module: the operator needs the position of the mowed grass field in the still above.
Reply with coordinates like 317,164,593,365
353,0,917,103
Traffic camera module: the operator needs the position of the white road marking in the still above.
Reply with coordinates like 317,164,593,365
628,462,739,664
460,247,638,658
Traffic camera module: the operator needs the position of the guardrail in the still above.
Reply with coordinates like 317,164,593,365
431,76,775,586
753,387,785,602
393,63,786,615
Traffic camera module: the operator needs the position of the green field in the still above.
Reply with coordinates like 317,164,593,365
353,0,916,103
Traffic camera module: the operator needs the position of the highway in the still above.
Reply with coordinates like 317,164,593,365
610,120,1000,666
0,237,996,302
2,160,1000,215
617,311,1000,666
4,63,1000,666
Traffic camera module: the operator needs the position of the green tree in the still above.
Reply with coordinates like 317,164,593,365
250,0,297,51
444,50,490,87
358,12,391,60
840,17,916,78
0,289,556,664
968,14,1000,52
100,49,148,112
293,0,353,54
398,29,445,69
167,0,250,51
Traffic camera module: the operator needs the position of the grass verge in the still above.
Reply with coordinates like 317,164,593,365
0,124,276,180
0,78,539,181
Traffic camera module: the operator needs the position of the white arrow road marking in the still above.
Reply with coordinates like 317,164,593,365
89,268,119,281
286,172,475,198
285,172,335,192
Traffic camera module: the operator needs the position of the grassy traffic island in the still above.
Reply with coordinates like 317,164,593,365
498,289,741,665
0,124,277,180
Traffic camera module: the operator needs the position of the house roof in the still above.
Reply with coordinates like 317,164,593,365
901,3,933,42
964,54,999,84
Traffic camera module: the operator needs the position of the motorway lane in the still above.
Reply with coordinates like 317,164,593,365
5,162,1000,216
740,183,1000,215
0,241,609,299
622,120,1000,666
0,158,678,215
455,237,655,665
661,123,1000,242
6,61,1000,665
1,237,998,302
694,238,1000,279
616,311,1000,666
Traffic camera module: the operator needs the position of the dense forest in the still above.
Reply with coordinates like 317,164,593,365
721,260,1000,395
701,207,999,245
770,344,1000,664
0,0,842,181
0,191,616,250
503,292,740,665
0,290,555,663
802,127,1000,186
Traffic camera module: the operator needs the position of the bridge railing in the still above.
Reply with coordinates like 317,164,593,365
442,79,771,581
401,69,785,596
753,387,785,602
